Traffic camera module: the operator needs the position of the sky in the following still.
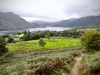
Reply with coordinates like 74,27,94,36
0,0,100,22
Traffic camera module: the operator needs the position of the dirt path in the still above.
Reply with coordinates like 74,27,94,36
62,53,84,75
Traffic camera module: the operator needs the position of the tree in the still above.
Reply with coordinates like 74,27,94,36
23,30,27,35
23,34,30,41
45,33,51,41
81,30,100,52
7,37,14,43
1,35,9,39
38,39,46,48
0,37,8,56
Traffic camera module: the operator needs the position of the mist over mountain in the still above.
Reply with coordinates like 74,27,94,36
0,12,100,31
31,21,53,27
33,16,100,28
0,12,40,31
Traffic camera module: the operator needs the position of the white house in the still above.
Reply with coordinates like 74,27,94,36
13,38,20,41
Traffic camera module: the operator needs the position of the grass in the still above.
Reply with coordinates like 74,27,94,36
15,34,24,38
6,37,81,51
0,47,81,75
79,52,100,75
50,59,76,75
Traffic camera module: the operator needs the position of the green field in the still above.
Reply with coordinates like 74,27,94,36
15,34,24,38
7,37,81,51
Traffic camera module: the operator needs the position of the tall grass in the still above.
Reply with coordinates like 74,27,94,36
79,52,100,75
0,47,81,75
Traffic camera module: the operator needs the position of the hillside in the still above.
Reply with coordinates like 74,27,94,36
31,22,46,27
0,12,40,31
33,16,100,28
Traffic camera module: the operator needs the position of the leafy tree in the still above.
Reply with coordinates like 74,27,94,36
7,37,14,43
38,39,46,48
81,30,100,52
23,34,30,41
39,33,45,38
34,34,40,40
0,37,8,56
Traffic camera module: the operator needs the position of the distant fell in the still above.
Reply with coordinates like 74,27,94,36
33,16,100,28
31,21,53,27
0,12,40,31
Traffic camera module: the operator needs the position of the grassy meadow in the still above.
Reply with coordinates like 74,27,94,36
7,37,81,51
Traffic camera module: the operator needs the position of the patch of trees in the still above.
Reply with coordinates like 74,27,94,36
1,35,14,43
23,31,45,41
61,29,83,38
22,29,83,41
1,29,83,42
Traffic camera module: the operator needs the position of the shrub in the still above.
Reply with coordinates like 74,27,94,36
0,37,8,56
81,30,100,52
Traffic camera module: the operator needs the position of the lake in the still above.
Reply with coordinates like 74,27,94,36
0,27,71,35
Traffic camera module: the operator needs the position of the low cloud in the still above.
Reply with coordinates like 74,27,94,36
0,0,100,21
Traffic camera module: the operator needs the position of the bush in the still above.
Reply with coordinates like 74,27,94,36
0,37,8,56
81,30,100,52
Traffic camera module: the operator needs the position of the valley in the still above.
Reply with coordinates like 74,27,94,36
0,12,100,75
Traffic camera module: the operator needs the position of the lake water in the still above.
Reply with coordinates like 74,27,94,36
28,27,71,32
0,27,71,35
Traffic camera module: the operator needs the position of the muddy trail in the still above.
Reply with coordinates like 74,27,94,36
62,53,84,75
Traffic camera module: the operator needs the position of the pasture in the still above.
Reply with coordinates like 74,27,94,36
7,37,81,51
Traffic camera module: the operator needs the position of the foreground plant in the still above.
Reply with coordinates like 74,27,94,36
0,47,81,75
79,52,100,75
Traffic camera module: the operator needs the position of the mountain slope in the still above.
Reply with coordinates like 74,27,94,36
33,16,100,28
0,19,16,30
0,12,39,31
52,16,100,28
31,21,54,26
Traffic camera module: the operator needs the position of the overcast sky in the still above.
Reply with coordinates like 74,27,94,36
0,0,100,22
